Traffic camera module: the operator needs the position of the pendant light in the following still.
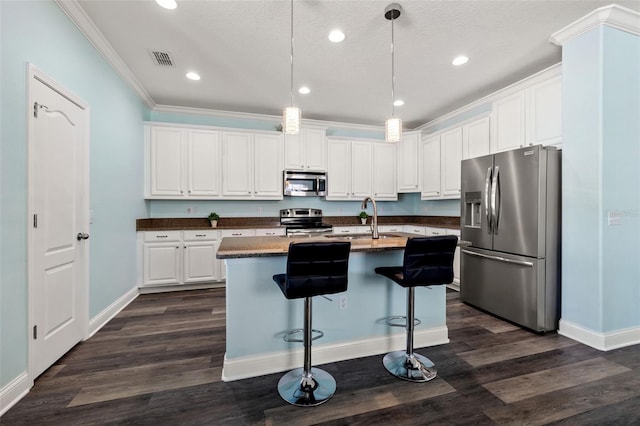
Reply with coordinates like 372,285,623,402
283,0,300,134
384,3,402,143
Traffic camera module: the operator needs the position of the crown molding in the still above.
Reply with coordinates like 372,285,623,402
415,63,561,132
152,104,385,133
550,4,640,46
54,0,155,108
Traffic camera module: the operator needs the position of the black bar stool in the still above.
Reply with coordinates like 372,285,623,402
273,241,351,407
375,235,457,382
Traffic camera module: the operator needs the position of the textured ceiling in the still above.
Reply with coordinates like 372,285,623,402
76,0,640,128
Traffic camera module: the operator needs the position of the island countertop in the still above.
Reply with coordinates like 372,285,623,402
216,233,468,259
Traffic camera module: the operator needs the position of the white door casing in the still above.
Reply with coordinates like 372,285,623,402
28,65,89,379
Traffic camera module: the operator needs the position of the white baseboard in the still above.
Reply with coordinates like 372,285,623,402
88,286,139,338
0,372,30,417
559,319,640,351
222,326,449,382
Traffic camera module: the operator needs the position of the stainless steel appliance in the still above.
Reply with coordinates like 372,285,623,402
283,170,327,197
280,208,333,237
460,145,561,332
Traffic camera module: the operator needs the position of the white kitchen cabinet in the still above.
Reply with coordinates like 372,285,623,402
397,131,421,192
420,136,441,199
327,138,396,201
142,231,183,287
221,131,283,199
326,139,351,199
146,126,221,198
526,75,562,147
142,230,222,288
332,226,369,235
424,227,446,237
379,225,403,233
284,127,327,171
462,116,491,159
183,230,219,284
491,75,562,152
421,129,462,200
440,128,463,197
372,142,397,199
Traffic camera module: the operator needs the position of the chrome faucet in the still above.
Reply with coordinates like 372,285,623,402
361,197,379,239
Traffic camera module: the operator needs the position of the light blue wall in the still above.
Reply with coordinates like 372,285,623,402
0,0,147,388
561,25,640,333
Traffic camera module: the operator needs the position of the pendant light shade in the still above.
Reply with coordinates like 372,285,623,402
385,117,402,143
283,106,301,134
283,0,300,134
384,3,402,143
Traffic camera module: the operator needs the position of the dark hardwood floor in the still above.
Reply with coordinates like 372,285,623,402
3,288,639,425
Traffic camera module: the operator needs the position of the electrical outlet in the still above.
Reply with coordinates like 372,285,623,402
339,295,347,310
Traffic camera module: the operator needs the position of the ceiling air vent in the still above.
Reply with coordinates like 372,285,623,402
149,50,175,67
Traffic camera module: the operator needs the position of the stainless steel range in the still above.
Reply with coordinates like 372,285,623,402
280,208,333,237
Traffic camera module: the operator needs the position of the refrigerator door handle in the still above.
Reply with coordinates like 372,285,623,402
462,249,534,267
491,166,500,233
484,167,492,233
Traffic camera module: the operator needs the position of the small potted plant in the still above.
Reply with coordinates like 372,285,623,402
358,211,369,225
208,212,220,228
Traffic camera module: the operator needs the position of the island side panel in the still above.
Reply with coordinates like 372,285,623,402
223,251,448,379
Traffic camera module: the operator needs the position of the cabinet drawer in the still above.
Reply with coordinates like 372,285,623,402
144,231,181,242
425,227,446,236
255,228,285,237
403,225,425,235
379,225,402,233
183,230,218,241
221,229,256,238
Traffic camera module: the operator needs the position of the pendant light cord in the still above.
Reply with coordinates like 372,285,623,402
290,0,295,107
391,12,395,118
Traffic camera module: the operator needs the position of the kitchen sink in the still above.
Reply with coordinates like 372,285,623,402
323,233,403,240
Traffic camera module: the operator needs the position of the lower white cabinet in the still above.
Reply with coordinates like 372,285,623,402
142,230,221,288
255,228,286,237
403,225,425,235
445,228,461,289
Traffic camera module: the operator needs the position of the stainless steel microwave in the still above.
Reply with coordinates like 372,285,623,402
283,170,327,197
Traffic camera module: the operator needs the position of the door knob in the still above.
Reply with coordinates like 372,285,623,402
77,233,90,241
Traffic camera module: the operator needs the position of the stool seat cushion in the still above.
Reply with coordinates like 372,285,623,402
375,236,457,288
273,241,351,300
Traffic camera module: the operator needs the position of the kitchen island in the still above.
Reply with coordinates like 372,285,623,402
217,233,457,381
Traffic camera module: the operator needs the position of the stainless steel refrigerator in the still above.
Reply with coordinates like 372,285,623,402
460,145,561,332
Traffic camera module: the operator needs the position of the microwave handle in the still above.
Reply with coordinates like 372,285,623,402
316,177,320,195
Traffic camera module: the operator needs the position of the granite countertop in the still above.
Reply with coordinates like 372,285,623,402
136,215,460,231
216,233,470,259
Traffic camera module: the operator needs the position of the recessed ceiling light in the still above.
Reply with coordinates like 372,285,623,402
155,0,177,9
298,86,311,95
328,30,346,43
452,55,469,66
186,72,200,81
393,99,404,107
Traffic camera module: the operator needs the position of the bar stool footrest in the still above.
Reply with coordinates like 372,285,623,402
385,315,422,328
283,328,324,343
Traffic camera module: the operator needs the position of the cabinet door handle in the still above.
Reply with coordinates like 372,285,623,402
232,233,242,236
157,235,168,238
195,234,206,237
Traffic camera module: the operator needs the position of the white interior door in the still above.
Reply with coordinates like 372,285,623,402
28,67,89,379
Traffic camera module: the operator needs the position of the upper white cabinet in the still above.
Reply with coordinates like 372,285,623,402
326,138,396,201
420,130,461,200
146,126,221,198
221,131,283,199
462,116,491,159
397,131,421,192
146,124,282,200
491,75,562,152
284,127,327,171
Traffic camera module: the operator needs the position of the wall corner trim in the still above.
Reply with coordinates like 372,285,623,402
549,4,640,46
558,319,640,351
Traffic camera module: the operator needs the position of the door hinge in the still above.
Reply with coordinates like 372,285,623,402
33,325,38,339
33,214,38,228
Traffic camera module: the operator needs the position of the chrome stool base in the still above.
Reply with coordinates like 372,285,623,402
277,367,336,407
382,350,437,382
